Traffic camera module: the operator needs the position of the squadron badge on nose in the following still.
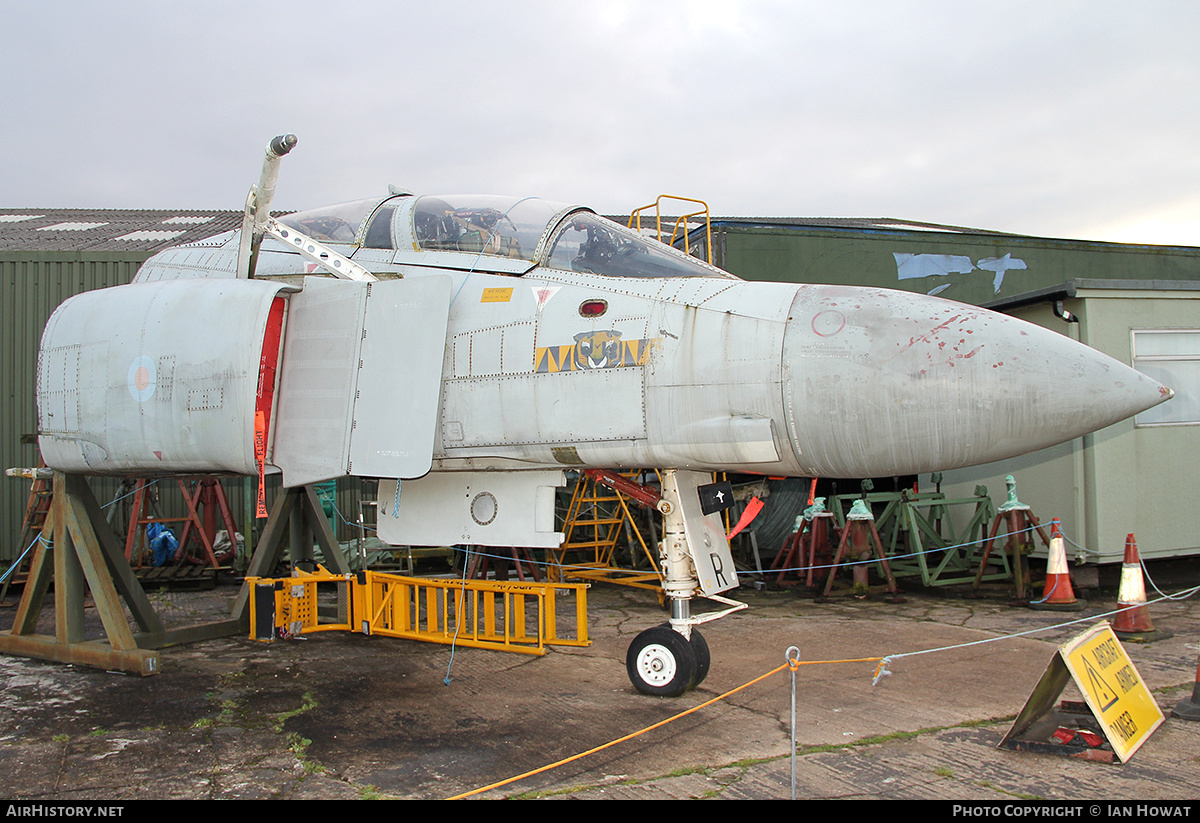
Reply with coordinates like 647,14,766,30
535,330,660,373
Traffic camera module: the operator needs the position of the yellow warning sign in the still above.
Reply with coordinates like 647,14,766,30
1060,623,1163,762
480,287,513,303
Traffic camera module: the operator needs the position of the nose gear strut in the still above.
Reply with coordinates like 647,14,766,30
624,469,745,696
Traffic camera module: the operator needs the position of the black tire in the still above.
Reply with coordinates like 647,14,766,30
688,628,710,689
626,625,697,697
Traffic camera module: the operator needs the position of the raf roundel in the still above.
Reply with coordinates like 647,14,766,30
127,355,157,402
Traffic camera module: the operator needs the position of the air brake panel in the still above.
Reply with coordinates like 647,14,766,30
37,279,290,475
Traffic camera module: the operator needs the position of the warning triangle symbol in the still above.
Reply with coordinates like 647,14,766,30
1080,655,1119,712
531,285,560,310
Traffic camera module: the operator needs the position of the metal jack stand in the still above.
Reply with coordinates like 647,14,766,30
175,477,241,566
821,499,904,602
971,475,1051,603
802,500,839,590
121,478,226,569
769,498,837,589
1,460,53,604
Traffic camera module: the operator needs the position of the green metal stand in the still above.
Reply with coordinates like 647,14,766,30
827,485,1006,587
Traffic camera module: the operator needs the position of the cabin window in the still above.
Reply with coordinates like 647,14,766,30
1132,329,1199,426
363,205,396,249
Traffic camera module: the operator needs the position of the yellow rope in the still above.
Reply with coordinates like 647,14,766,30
446,655,883,800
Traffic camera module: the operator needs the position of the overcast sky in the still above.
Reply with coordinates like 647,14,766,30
5,1,1199,246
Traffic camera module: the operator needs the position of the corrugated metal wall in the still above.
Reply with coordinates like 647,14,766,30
0,248,372,563
1,251,144,562
1,249,371,564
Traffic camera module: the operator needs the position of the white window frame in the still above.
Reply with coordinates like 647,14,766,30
1131,329,1200,427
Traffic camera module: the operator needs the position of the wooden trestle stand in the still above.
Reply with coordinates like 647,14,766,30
1,473,349,676
1,472,166,675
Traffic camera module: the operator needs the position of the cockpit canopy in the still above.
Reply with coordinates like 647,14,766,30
412,195,563,261
277,193,729,279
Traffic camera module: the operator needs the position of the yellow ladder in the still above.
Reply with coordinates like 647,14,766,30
1,462,53,599
247,566,589,656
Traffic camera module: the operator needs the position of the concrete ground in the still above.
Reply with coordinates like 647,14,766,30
1,563,1198,801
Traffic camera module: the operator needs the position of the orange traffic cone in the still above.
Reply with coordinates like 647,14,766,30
1173,652,1200,721
1110,534,1172,642
1030,519,1086,611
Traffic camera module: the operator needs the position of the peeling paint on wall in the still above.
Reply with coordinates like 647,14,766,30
894,252,1028,294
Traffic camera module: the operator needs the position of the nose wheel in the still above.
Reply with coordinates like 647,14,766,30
626,624,710,697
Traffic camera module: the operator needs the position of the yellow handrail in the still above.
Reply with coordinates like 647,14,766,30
627,195,713,265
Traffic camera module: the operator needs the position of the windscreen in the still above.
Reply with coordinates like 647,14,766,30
277,198,383,243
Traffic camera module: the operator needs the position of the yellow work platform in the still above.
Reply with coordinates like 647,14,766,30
247,566,589,656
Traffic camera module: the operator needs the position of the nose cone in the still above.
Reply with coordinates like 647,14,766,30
781,286,1170,478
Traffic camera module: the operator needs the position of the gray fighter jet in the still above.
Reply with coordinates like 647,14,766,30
35,136,1171,695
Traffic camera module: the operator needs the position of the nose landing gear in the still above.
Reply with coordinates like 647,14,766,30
624,470,742,697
